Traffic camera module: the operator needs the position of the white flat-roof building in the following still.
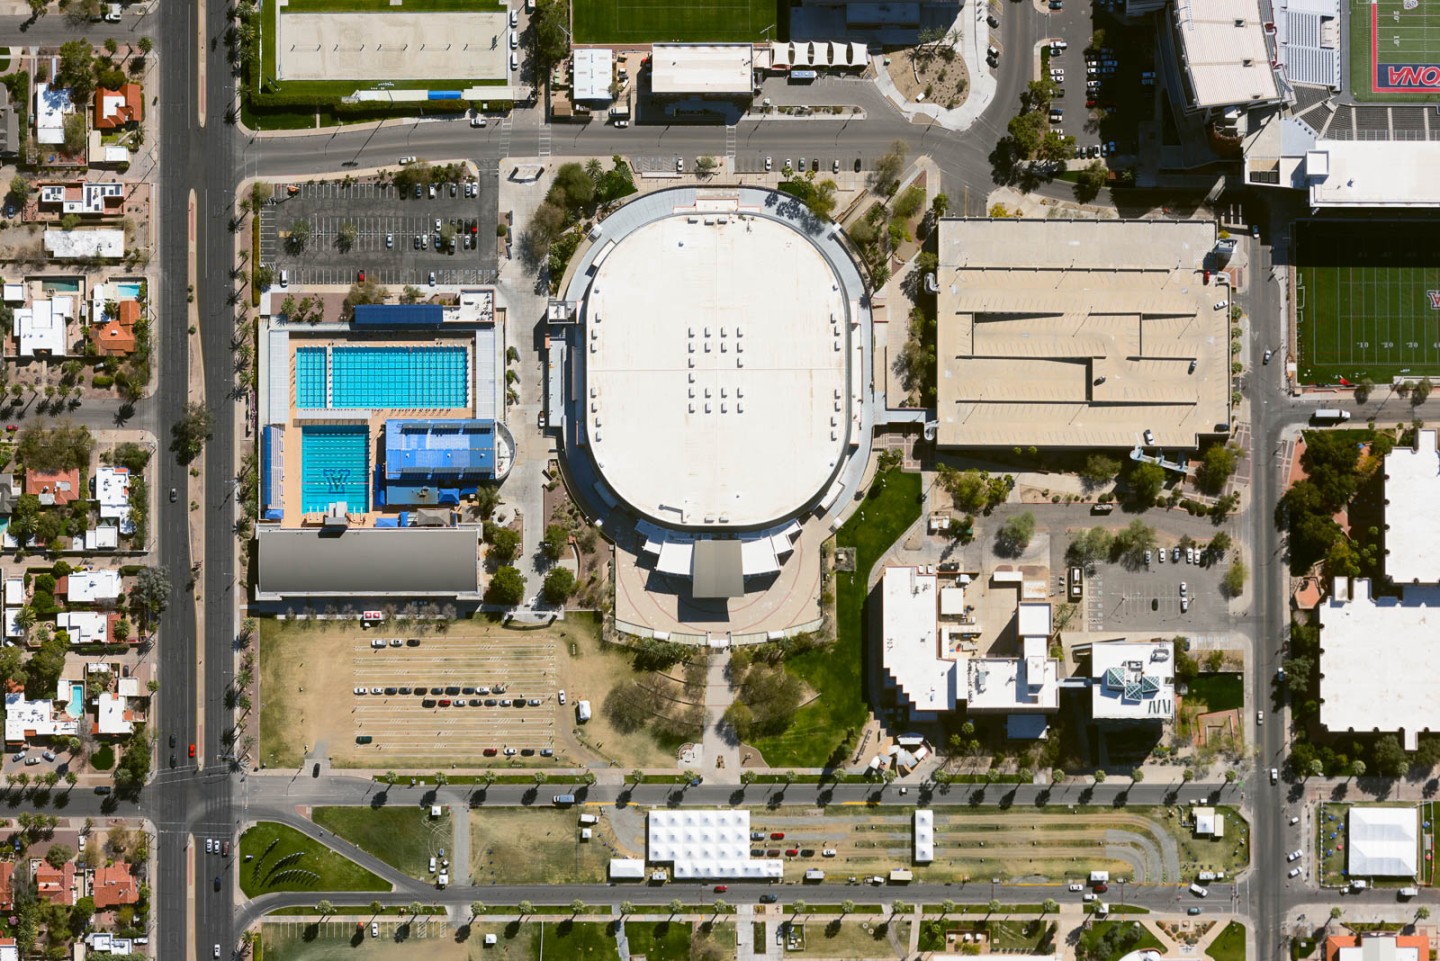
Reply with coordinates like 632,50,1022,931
1319,578,1440,750
14,296,73,357
38,182,124,215
608,858,645,880
3,576,22,608
2,608,20,640
1348,806,1418,877
966,636,1060,713
84,524,119,551
650,44,755,96
914,810,934,863
94,466,131,522
66,569,122,604
56,611,108,646
3,691,78,743
33,84,73,146
1169,0,1282,113
1382,430,1440,584
96,691,133,735
44,229,123,260
935,218,1230,450
572,48,613,102
881,567,954,716
647,810,783,879
1090,640,1175,721
1193,806,1226,837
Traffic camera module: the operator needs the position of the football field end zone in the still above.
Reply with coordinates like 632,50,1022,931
275,5,508,83
1360,0,1440,98
1294,218,1440,383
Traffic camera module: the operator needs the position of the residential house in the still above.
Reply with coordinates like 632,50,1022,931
90,863,139,909
0,85,18,158
14,295,74,357
61,569,123,604
32,858,76,906
0,474,17,516
96,691,135,736
0,937,14,961
37,182,124,217
0,861,13,911
84,524,120,551
92,84,142,130
1325,933,1429,961
25,468,80,506
90,299,139,356
94,466,130,521
33,84,74,147
56,611,108,645
3,690,79,743
43,229,123,259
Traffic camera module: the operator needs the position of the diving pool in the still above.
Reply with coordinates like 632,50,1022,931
294,346,469,410
300,425,370,513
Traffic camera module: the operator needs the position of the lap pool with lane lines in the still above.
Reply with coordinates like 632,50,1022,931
300,425,370,513
295,345,469,410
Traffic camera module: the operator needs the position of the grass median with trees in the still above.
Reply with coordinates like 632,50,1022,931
239,822,390,897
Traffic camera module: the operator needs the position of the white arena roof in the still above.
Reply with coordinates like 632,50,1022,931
584,214,849,528
650,44,755,95
1383,430,1440,584
1319,578,1440,750
1348,806,1418,877
647,810,783,879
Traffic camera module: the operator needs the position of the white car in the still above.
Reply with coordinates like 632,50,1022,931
1289,816,1300,825
558,690,566,705
354,687,366,695
1144,550,1152,566
1287,867,1301,878
371,922,379,938
213,946,221,960
471,114,488,128
1287,850,1303,862
206,838,214,854
104,2,122,21
1179,581,1188,596
765,156,772,171
398,156,416,165
510,8,518,26
1067,882,1085,892
1257,710,1264,725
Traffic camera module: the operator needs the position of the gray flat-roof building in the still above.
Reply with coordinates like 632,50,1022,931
255,527,481,601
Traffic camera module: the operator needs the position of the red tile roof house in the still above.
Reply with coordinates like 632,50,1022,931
32,858,75,906
0,861,13,912
92,84,142,130
90,298,139,356
24,467,80,507
90,862,139,908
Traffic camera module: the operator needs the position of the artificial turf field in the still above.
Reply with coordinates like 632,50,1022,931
572,0,777,44
1295,219,1440,384
1352,0,1440,100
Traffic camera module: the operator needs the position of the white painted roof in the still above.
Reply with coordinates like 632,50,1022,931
1319,578,1440,750
96,691,132,736
1172,0,1280,108
585,214,847,527
881,567,956,715
44,229,123,259
1306,142,1440,208
15,297,71,357
1384,430,1440,584
647,809,783,879
650,44,754,95
914,809,934,863
3,691,78,742
1090,640,1176,720
67,569,122,603
1348,806,1419,877
572,48,613,102
95,466,131,521
57,611,107,645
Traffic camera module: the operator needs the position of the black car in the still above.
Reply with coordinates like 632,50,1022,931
398,687,412,695
384,687,397,696
430,687,444,695
520,748,535,756
406,639,421,647
461,687,475,695
213,876,222,892
759,894,778,904
169,754,176,768
484,698,498,707
169,734,176,749
422,699,437,708
444,686,461,696
94,786,111,795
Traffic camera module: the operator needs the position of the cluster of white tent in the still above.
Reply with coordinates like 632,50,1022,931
638,519,801,579
647,810,784,880
765,41,869,71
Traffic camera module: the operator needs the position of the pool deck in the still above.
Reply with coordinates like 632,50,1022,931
278,333,479,527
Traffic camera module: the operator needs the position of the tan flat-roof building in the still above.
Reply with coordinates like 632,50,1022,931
934,218,1230,450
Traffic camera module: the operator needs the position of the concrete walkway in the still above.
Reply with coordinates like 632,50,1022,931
870,4,999,132
700,652,741,784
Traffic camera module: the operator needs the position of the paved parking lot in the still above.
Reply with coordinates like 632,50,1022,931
347,634,560,761
259,167,499,288
1086,554,1231,634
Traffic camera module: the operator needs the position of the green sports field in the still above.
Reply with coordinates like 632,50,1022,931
1295,219,1440,384
1350,0,1440,102
573,0,778,44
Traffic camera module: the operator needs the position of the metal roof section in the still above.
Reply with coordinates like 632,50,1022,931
255,527,481,600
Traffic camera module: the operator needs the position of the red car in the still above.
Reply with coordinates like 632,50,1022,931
439,699,452,707
770,832,785,840
358,270,365,282
784,848,799,857
188,743,196,758
1094,883,1109,893
483,748,498,756
714,884,728,893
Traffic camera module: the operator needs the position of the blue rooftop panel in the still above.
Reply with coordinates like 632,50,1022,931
383,419,497,481
352,303,446,327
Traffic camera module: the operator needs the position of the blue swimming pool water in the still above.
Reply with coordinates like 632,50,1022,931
296,347,328,409
332,346,468,409
300,425,370,513
65,682,83,719
115,281,142,300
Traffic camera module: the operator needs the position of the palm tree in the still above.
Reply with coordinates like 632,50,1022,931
369,900,383,916
138,37,153,55
987,899,1001,915
619,901,635,916
584,158,603,181
517,901,533,916
712,899,728,914
407,901,423,917
570,899,585,915
470,902,485,918
532,771,545,785
841,899,856,916
630,769,645,786
792,899,806,916
667,899,683,915
434,772,448,786
1418,906,1431,921
940,899,955,915
317,900,334,917
1042,898,1059,914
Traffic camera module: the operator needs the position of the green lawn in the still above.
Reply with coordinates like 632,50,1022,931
1349,0,1440,102
621,921,691,961
311,806,453,880
750,467,922,767
1207,921,1246,961
1295,219,1440,384
537,919,620,961
239,822,391,897
1079,921,1164,961
284,0,503,10
573,0,777,43
1186,673,1244,712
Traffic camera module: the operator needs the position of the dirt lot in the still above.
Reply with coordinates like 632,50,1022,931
261,616,700,770
469,809,638,884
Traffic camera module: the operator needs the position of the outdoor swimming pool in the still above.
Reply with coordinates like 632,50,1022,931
66,682,83,719
300,425,370,513
294,345,469,410
114,281,142,300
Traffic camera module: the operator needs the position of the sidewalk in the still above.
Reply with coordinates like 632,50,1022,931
870,5,999,132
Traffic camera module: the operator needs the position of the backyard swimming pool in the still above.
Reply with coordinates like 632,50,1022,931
294,345,469,410
66,682,83,719
300,425,370,513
